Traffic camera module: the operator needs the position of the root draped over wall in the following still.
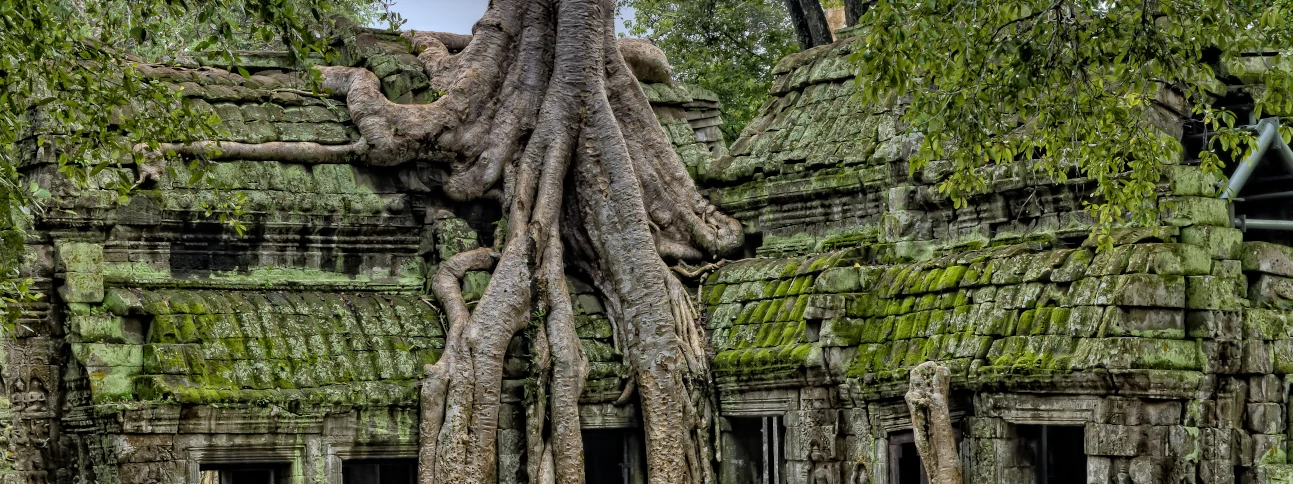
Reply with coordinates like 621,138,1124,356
314,0,742,483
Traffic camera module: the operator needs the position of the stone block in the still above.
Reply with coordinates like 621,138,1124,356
1096,397,1143,425
814,267,861,293
1253,433,1287,465
112,434,176,463
55,241,103,273
1070,276,1115,306
1101,307,1184,338
1128,456,1168,483
1251,274,1293,309
1245,309,1287,340
1201,340,1242,374
1166,164,1220,196
1113,273,1186,307
1186,275,1246,310
1241,241,1293,277
1086,455,1113,484
73,343,143,367
1250,374,1284,403
103,288,143,316
1245,340,1275,374
59,272,104,303
1247,403,1286,434
72,314,137,344
1198,459,1234,484
1052,249,1093,282
1126,243,1211,276
1161,196,1231,227
85,366,140,402
143,344,196,374
1184,400,1215,427
1186,310,1242,340
1140,401,1183,425
1213,259,1242,278
1180,225,1242,260
1085,423,1141,456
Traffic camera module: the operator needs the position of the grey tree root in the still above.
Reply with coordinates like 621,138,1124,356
317,0,742,483
905,362,962,484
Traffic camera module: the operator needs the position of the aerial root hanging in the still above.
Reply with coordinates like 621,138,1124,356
906,361,962,484
420,247,499,483
312,1,743,483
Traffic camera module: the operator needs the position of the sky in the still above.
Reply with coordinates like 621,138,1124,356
384,1,634,35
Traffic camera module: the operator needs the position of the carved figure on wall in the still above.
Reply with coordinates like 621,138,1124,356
809,444,838,484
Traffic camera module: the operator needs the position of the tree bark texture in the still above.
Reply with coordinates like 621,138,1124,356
316,1,742,483
843,0,874,27
905,362,962,484
782,0,834,49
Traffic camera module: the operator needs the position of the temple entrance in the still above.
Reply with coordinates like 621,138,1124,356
722,416,786,484
582,428,646,484
199,463,291,484
888,431,927,484
342,459,418,484
1015,425,1086,484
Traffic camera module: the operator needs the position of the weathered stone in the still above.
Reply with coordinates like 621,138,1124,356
59,272,104,303
1240,241,1293,277
1180,225,1242,260
55,241,103,273
1249,274,1293,309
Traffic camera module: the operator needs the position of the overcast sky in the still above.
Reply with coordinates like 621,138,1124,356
385,1,633,35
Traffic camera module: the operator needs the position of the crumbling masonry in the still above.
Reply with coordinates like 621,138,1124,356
7,24,1293,484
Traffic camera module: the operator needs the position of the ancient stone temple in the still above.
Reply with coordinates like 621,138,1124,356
7,21,1293,484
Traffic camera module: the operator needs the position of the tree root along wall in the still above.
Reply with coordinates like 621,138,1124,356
318,1,742,483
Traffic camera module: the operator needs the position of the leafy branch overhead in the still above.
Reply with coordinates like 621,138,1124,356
849,0,1293,237
0,0,396,313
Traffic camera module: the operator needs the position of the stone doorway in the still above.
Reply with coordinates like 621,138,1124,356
342,459,418,484
887,431,926,484
582,428,646,484
199,463,291,484
1015,425,1086,484
722,416,786,484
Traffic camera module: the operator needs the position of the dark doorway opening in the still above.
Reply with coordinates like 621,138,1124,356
1016,425,1086,484
199,463,291,484
342,459,417,484
724,416,786,484
582,428,646,484
888,431,927,484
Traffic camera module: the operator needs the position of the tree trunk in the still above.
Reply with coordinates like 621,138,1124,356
314,1,742,483
905,362,962,484
782,0,833,49
843,0,874,27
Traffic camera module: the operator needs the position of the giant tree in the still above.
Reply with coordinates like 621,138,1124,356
146,0,744,483
327,1,743,481
7,2,741,484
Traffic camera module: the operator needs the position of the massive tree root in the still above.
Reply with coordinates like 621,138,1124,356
905,362,962,484
317,0,741,483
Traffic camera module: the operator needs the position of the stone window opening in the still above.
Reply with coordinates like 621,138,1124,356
1014,425,1086,484
742,232,764,259
582,428,647,484
342,459,417,484
887,431,926,484
725,415,787,484
199,463,291,484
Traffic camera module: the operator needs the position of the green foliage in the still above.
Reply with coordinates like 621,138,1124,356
0,0,391,328
622,0,799,139
849,0,1293,238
